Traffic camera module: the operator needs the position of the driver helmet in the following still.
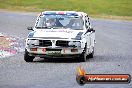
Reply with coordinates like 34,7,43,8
46,18,56,27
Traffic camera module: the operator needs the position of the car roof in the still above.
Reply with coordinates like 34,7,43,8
39,11,88,17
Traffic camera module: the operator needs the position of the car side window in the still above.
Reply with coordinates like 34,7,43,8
85,15,91,29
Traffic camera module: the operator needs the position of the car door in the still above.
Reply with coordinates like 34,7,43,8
85,15,95,54
84,16,91,54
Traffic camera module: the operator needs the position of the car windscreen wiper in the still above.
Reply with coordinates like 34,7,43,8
74,29,83,30
52,26,65,29
35,26,51,29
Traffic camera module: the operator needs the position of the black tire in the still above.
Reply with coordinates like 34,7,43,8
24,49,35,62
88,47,94,58
79,44,87,62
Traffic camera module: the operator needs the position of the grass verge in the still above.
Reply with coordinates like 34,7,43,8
0,0,132,20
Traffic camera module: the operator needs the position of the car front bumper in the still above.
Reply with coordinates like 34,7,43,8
26,47,84,58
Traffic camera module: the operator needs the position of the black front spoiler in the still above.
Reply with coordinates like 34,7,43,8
28,53,81,58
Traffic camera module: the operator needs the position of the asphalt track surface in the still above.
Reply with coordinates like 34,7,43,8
0,11,132,88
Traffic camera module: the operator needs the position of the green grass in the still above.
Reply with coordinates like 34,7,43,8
0,0,132,16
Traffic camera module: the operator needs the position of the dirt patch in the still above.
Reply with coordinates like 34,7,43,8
0,33,24,58
0,36,10,48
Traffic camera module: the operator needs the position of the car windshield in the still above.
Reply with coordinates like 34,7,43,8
35,14,84,30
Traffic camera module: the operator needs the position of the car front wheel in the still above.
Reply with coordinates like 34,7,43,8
24,49,35,62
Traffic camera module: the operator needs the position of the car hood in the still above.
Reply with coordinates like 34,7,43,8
28,29,84,39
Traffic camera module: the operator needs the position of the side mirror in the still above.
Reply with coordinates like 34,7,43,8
88,28,95,32
85,28,95,35
27,27,33,30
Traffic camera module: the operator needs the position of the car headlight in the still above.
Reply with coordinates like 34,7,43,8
27,39,39,45
68,41,81,47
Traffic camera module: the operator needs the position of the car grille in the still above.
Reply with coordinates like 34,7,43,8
38,40,70,47
56,40,69,47
39,40,52,47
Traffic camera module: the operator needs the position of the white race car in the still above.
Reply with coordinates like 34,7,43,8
24,11,95,62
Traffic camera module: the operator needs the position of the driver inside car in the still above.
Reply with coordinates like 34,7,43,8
45,18,56,27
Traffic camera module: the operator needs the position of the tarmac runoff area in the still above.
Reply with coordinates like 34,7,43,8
0,11,132,88
0,32,24,58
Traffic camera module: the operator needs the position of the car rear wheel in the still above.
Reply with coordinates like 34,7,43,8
88,47,94,58
24,49,35,62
